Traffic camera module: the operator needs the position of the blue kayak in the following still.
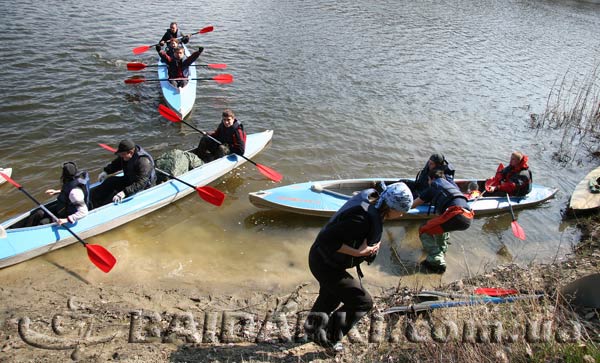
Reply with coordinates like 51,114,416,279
0,130,274,269
158,43,197,119
248,178,558,219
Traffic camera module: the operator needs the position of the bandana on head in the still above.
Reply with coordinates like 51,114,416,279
375,182,413,212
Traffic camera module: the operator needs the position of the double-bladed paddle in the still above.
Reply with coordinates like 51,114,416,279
97,144,225,206
124,74,233,84
0,172,116,273
157,104,283,182
126,62,227,71
132,25,214,55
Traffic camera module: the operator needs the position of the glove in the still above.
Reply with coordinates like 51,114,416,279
182,35,189,44
112,191,126,204
98,171,108,183
198,46,204,54
155,44,162,52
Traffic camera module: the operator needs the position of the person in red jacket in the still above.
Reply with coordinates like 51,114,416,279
156,45,203,88
193,109,247,162
486,151,532,196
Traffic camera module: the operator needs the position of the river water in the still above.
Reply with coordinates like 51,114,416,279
1,0,600,292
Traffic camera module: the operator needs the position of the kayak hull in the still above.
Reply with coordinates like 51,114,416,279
158,43,197,119
248,178,558,219
0,131,273,269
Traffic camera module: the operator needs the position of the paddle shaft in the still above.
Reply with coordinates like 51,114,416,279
155,167,197,189
506,193,518,221
16,186,88,246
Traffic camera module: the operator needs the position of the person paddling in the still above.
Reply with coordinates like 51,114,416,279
486,151,533,196
193,109,246,162
304,182,413,353
91,139,156,207
156,45,203,89
159,22,190,46
25,162,91,226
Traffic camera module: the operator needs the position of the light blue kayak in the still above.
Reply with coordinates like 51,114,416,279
158,43,197,119
248,178,558,219
0,130,274,269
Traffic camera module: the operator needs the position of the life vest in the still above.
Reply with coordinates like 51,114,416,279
414,162,456,195
55,172,91,217
428,178,469,214
214,120,246,154
124,146,157,188
317,189,383,269
498,156,533,196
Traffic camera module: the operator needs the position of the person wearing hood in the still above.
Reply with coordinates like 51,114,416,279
25,162,91,226
304,182,413,353
412,153,456,197
486,151,532,196
193,109,246,162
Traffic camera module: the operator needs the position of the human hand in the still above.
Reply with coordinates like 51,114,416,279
98,171,108,183
357,240,381,257
155,44,162,52
159,40,165,46
198,46,204,53
45,189,60,196
182,35,189,44
56,218,68,225
112,191,125,204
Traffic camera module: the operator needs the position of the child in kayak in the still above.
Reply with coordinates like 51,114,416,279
156,44,203,89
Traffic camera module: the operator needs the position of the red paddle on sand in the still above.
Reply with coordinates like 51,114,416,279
126,62,227,71
474,287,519,297
132,25,214,55
97,144,225,206
157,104,283,182
0,172,116,273
124,74,233,84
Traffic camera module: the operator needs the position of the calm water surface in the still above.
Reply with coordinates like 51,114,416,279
1,0,600,291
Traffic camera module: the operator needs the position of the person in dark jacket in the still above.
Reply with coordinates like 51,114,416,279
486,151,532,196
156,45,203,88
91,139,156,207
412,153,455,197
193,109,246,162
25,162,90,226
159,22,189,45
412,169,474,273
304,182,413,353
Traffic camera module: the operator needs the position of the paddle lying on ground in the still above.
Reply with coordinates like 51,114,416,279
506,193,526,240
420,287,519,300
124,74,233,84
383,294,543,315
158,104,283,182
127,62,227,71
0,172,116,273
97,144,225,206
132,25,214,55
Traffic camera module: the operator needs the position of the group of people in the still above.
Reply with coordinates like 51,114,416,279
306,150,533,352
27,109,246,227
155,22,203,89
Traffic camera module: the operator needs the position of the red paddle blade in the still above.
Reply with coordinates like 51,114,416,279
0,172,20,188
511,221,526,240
196,186,225,206
474,287,518,297
86,244,116,273
256,164,283,182
98,143,117,153
132,45,151,55
124,77,146,84
158,104,182,122
213,74,234,84
127,62,147,71
199,25,214,34
207,63,227,69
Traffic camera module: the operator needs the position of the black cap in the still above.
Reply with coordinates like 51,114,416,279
115,139,136,154
62,162,78,179
429,153,445,164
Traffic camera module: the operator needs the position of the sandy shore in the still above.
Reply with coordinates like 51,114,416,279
1,228,599,363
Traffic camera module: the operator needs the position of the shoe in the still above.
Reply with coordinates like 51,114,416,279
331,341,344,354
419,260,446,274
